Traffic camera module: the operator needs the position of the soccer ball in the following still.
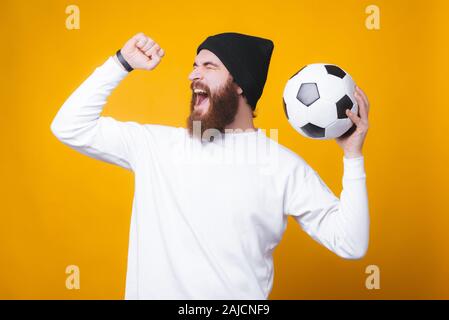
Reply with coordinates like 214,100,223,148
282,63,358,140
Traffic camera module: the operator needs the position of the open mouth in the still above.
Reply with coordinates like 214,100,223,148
194,89,210,113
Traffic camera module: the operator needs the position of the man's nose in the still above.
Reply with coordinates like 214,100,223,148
188,68,202,81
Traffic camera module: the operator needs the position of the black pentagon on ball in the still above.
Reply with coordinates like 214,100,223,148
325,65,346,79
301,123,325,138
336,95,353,119
282,98,289,120
297,83,320,107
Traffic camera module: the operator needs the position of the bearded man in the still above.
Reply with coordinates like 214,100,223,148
51,32,370,300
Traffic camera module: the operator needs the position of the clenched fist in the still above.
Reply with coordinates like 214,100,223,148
116,33,165,71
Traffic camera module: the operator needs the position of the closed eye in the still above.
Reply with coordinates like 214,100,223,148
193,61,220,69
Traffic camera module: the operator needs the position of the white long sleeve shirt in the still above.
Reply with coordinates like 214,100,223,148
50,57,370,300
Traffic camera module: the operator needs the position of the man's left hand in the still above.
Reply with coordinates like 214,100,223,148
336,86,370,158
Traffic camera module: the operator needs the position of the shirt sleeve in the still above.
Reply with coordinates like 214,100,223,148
50,56,145,171
284,156,370,259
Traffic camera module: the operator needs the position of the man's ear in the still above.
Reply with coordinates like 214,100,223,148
236,86,243,95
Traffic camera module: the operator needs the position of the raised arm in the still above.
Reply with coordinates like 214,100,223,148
285,86,371,259
285,156,369,259
50,33,165,171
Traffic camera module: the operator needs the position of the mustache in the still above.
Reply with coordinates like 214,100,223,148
190,81,211,95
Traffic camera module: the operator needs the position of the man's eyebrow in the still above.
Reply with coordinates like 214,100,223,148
193,61,220,67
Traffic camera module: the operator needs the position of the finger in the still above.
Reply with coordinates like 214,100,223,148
133,32,151,43
346,109,361,126
127,37,139,49
131,32,144,43
145,44,161,58
146,53,161,70
136,38,148,50
356,86,369,104
354,90,368,120
158,48,165,57
135,34,153,50
356,86,370,111
141,39,156,53
125,33,144,50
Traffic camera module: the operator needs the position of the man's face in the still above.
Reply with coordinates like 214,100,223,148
187,49,242,138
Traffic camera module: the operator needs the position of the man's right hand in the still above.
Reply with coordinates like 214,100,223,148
117,33,165,71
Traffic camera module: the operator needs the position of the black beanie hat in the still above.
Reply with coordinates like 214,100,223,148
196,32,274,110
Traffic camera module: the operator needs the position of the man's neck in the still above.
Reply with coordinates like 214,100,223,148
224,104,256,132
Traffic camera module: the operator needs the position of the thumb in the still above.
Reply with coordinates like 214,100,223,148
146,53,162,70
145,46,164,70
346,109,361,126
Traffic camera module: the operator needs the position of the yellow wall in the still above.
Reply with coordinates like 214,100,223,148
1,0,448,299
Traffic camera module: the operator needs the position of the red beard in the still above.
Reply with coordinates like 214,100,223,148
187,77,240,140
